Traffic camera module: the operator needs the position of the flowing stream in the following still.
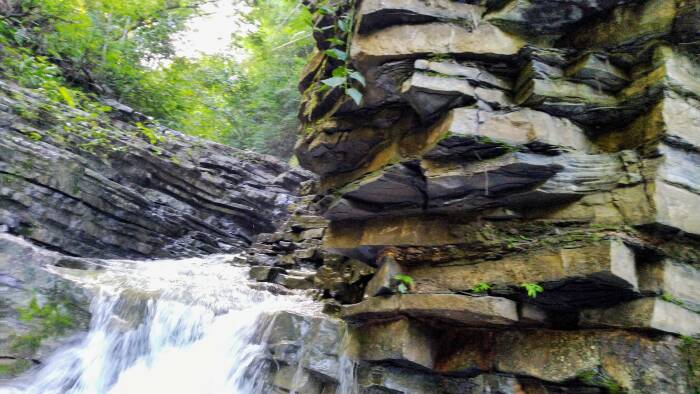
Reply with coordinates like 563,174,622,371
1,255,351,394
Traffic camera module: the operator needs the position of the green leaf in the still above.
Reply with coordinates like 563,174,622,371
58,86,76,107
471,282,491,293
346,87,363,106
394,274,414,286
521,283,544,298
321,76,346,88
349,71,366,86
332,66,348,77
324,48,347,61
326,37,345,46
338,18,350,33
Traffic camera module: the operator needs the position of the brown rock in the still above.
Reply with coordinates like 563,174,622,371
342,293,519,327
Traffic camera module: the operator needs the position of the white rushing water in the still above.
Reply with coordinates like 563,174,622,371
1,255,349,394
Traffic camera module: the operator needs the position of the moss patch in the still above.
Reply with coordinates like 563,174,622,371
0,359,32,378
10,296,75,355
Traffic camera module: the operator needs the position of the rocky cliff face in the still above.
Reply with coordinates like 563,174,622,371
0,79,310,259
0,78,313,377
288,0,700,392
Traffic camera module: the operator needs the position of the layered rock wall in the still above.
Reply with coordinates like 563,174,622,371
292,0,700,392
0,80,310,258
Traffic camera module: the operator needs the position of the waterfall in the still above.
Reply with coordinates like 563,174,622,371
0,255,354,394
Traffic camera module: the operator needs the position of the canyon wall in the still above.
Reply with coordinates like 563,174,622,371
0,80,310,259
285,0,700,392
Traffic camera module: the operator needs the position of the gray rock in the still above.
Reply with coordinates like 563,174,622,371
0,234,91,376
363,253,403,298
0,80,310,258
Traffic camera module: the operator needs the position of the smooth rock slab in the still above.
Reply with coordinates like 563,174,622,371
350,22,524,66
408,239,639,310
349,318,435,369
436,329,692,393
357,0,484,34
433,107,592,152
579,297,700,336
342,293,519,327
638,259,700,311
414,59,511,90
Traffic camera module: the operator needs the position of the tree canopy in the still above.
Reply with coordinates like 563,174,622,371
0,0,313,158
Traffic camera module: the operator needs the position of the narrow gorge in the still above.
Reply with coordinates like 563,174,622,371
2,0,700,393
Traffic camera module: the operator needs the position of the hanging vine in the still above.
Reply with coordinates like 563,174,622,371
309,0,366,105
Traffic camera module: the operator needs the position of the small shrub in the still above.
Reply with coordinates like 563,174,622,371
393,274,414,294
521,282,544,298
471,282,492,293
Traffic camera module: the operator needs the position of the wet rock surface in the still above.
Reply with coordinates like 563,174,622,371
0,80,310,259
0,234,92,377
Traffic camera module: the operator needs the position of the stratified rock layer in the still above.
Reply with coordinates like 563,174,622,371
293,0,700,392
0,80,309,258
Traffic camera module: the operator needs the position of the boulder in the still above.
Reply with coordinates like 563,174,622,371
0,234,91,377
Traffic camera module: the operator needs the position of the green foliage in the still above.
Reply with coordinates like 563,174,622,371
576,370,623,393
136,122,161,145
394,274,414,294
215,0,314,157
471,282,492,293
0,359,32,378
11,296,74,353
310,0,365,106
521,282,544,298
662,292,685,307
0,0,312,158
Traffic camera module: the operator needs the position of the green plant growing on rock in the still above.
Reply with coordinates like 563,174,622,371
0,359,32,378
576,369,623,393
521,282,544,298
393,274,414,294
662,292,685,307
136,122,162,145
471,282,492,293
314,0,366,105
10,297,75,354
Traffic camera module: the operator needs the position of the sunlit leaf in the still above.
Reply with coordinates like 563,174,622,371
326,37,345,46
349,71,365,86
324,48,347,61
57,86,76,107
321,76,346,87
332,66,348,77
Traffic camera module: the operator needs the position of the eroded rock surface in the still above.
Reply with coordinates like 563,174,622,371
0,80,310,258
288,0,700,392
0,234,92,377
